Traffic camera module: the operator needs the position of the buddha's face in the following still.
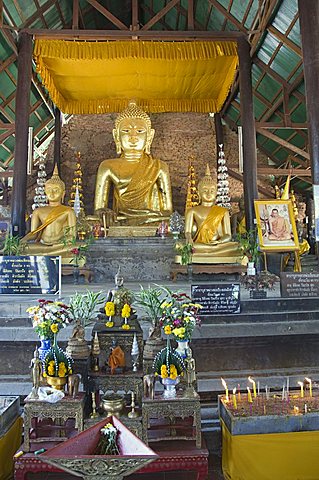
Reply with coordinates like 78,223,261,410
45,183,64,203
118,118,149,154
199,184,216,204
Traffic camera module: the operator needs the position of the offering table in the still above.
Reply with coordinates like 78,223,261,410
142,391,201,448
219,393,319,480
23,393,85,452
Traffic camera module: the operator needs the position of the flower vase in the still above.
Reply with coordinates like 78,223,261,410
175,339,189,359
247,262,256,276
161,376,180,398
38,338,51,361
73,265,80,284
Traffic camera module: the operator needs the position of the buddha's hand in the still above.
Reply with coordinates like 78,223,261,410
185,233,193,245
95,208,117,227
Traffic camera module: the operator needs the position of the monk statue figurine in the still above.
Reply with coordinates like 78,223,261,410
184,165,242,264
23,166,77,259
93,100,173,227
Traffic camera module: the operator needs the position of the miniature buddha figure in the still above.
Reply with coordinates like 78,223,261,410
94,100,173,226
23,166,77,259
184,165,241,263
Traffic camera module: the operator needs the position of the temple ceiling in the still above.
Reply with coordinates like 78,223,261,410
0,0,310,194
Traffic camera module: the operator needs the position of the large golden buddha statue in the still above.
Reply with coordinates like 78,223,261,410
184,166,242,263
94,101,173,227
23,166,77,259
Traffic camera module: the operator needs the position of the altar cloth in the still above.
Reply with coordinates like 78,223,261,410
222,419,319,480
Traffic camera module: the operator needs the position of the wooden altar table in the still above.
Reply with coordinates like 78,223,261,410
14,440,209,480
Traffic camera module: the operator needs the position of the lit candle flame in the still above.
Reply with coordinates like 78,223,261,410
305,377,312,397
297,381,304,398
221,377,229,401
247,386,253,403
232,387,237,409
248,376,257,398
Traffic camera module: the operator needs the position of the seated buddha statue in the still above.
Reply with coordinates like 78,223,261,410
184,165,242,264
23,166,77,259
93,100,173,226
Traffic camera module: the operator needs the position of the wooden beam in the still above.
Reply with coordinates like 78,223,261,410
86,0,129,30
141,0,181,30
256,127,310,160
132,0,139,31
267,25,302,57
255,122,308,129
188,0,194,30
0,0,3,28
257,168,311,176
0,170,13,177
27,28,246,41
72,0,79,29
228,168,273,198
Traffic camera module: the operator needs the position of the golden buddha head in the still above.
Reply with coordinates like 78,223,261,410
113,100,155,156
45,165,66,203
198,165,216,204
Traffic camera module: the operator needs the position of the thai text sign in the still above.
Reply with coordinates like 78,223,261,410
191,283,240,315
0,256,60,294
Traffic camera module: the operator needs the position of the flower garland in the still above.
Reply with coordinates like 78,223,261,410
42,344,73,378
153,341,185,380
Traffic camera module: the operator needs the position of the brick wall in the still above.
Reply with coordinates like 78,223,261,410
40,112,272,216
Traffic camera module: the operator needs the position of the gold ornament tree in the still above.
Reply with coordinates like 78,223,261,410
185,156,199,213
69,151,84,216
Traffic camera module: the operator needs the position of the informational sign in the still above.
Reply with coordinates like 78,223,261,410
191,283,240,315
281,272,319,298
0,256,61,295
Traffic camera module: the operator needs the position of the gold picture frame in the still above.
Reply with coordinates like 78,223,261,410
254,200,299,252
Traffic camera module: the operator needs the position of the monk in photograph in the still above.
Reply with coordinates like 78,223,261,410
268,208,291,241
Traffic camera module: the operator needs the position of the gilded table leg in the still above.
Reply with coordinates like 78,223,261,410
142,409,149,445
195,407,201,448
23,410,31,453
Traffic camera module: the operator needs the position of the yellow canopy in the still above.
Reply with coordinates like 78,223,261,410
33,40,238,114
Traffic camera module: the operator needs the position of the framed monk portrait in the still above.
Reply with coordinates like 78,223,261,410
254,200,299,252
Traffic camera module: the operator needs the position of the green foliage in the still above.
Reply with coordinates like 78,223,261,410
133,285,164,325
2,233,25,255
69,290,105,327
175,242,193,265
62,228,94,266
236,229,261,263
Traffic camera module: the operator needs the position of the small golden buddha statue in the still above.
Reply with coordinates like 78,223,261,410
23,166,77,259
184,165,242,264
93,100,173,226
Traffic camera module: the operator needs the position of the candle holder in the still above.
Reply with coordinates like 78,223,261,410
90,392,100,419
128,392,139,419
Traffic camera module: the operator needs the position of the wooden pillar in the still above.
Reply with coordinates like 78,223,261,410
53,107,62,175
11,32,33,237
298,0,319,259
237,38,258,231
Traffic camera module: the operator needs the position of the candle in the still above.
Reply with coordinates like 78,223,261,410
265,385,269,400
286,376,289,394
305,404,308,414
293,406,299,415
237,384,241,401
221,378,229,401
247,387,253,403
305,377,312,397
232,388,237,409
298,381,304,398
248,376,257,398
257,381,260,396
281,384,285,401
